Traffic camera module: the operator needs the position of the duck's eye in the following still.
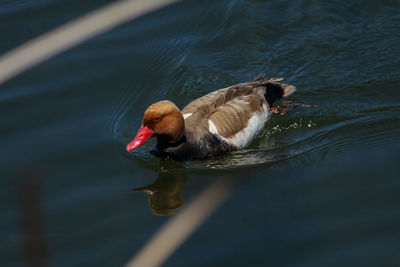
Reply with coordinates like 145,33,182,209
154,117,161,123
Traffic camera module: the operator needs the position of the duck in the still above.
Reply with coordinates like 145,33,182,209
126,74,295,161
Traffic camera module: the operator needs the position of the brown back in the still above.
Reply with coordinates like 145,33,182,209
182,80,268,140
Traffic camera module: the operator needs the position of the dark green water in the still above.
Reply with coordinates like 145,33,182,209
1,0,400,266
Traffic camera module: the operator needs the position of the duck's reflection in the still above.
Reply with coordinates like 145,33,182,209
132,162,187,216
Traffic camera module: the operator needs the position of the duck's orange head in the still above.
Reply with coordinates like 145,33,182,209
126,100,184,152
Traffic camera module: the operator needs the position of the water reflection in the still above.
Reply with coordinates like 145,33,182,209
132,162,187,216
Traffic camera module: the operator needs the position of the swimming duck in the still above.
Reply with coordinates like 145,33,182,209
126,74,295,160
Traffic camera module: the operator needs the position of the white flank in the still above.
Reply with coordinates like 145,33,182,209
208,120,219,134
183,113,192,119
210,104,269,148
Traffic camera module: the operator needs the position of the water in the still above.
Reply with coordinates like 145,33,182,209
1,0,400,266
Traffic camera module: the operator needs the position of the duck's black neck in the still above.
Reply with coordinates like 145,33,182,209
156,135,187,150
151,135,189,160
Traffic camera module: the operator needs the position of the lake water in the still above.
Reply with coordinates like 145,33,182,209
1,0,400,266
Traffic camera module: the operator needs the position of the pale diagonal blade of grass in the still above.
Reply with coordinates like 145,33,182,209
125,176,238,267
0,0,179,85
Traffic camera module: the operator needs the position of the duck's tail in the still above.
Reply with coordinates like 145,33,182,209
254,74,296,106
